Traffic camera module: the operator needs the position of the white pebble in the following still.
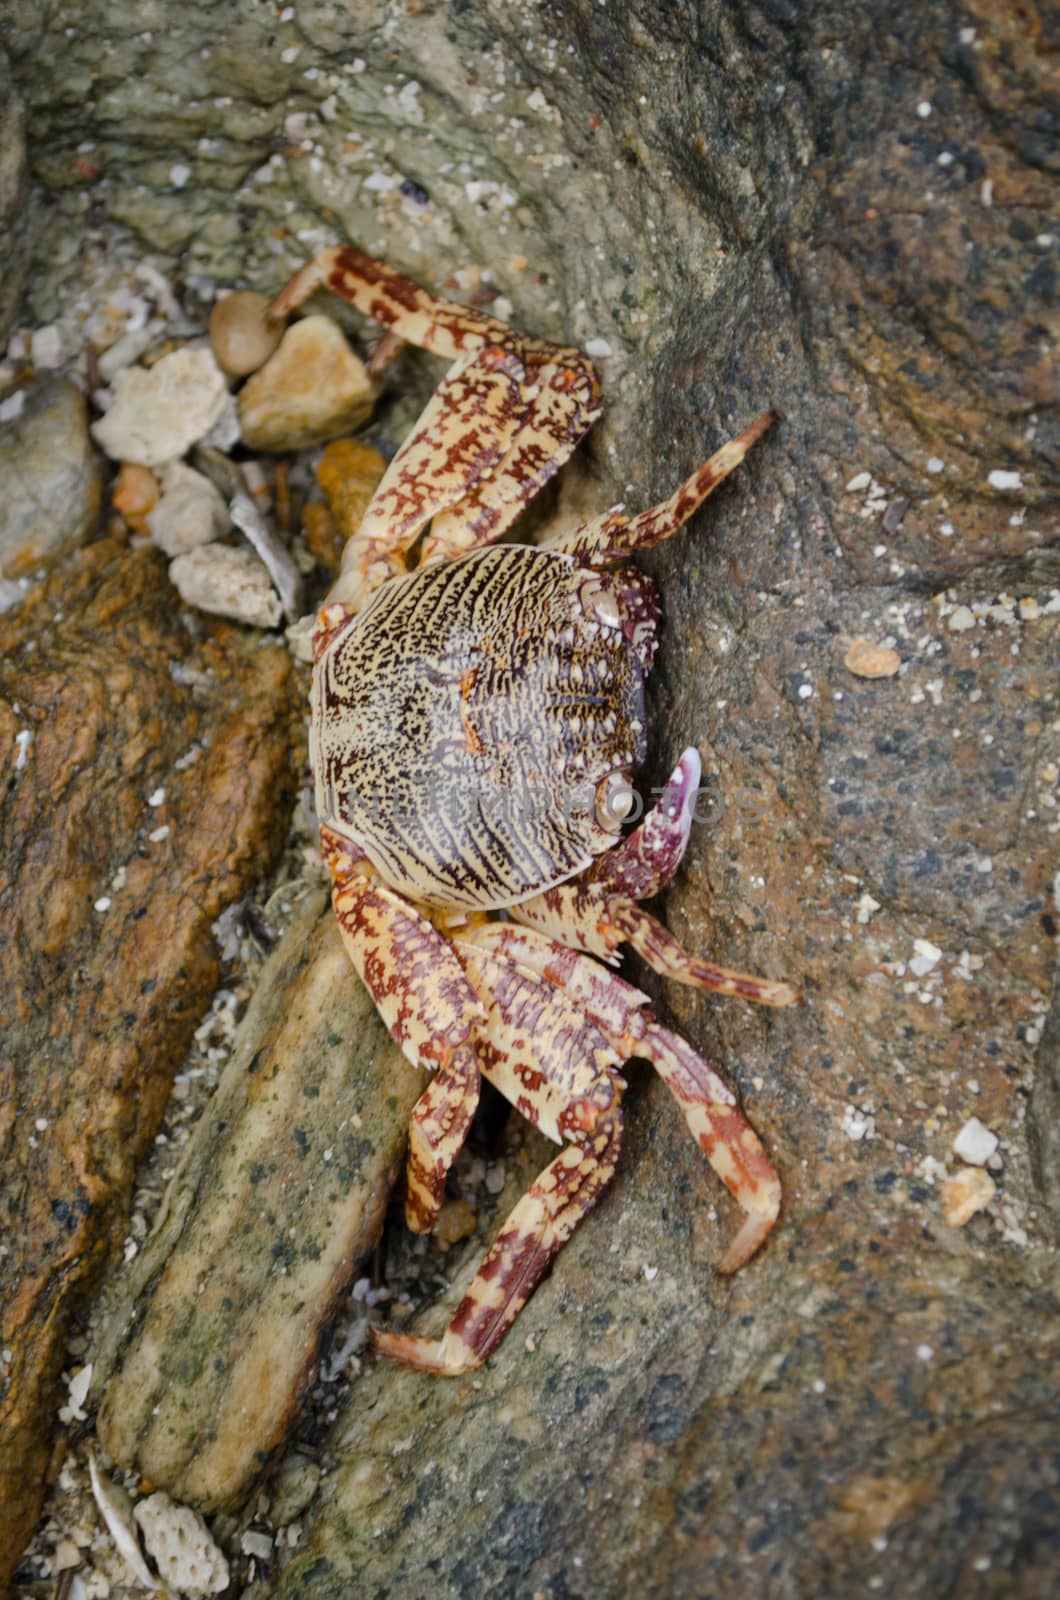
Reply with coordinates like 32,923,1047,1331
987,469,1022,490
169,163,191,189
926,456,945,474
94,897,111,912
915,1344,934,1362
952,1117,998,1166
585,337,613,359
947,605,975,632
916,101,932,118
148,787,166,807
845,470,871,492
909,938,942,977
798,683,813,699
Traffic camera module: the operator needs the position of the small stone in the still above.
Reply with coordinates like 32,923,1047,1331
952,1117,999,1166
909,938,942,977
241,1528,275,1562
146,462,229,557
270,1453,322,1526
315,438,388,552
844,637,901,678
947,605,975,632
238,315,375,451
91,346,229,467
845,470,871,492
29,324,64,368
987,469,1022,491
169,543,283,629
53,1538,81,1571
433,1196,478,1248
209,290,283,377
941,1166,996,1227
112,464,160,534
134,1491,229,1595
0,377,103,577
881,496,910,534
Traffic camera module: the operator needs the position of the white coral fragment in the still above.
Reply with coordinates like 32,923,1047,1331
135,1491,230,1595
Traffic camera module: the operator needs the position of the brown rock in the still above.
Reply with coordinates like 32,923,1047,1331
93,891,421,1509
112,462,160,534
209,289,282,377
0,533,293,1581
843,637,902,678
237,316,375,452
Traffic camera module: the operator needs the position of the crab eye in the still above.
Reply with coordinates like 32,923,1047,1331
595,772,638,831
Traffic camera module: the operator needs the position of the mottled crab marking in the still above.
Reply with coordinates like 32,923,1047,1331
273,245,798,1374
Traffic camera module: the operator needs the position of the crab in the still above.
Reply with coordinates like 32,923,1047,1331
269,247,798,1375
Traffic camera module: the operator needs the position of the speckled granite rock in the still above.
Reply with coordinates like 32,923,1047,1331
2,1,1057,1595
92,890,421,1510
0,535,293,1584
0,376,103,577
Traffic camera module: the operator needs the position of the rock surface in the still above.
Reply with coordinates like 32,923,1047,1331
0,46,28,343
0,534,293,1582
0,376,103,576
3,1,1058,1596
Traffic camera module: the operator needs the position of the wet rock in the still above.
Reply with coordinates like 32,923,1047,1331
169,542,283,629
0,533,292,1582
237,315,375,452
6,2,1058,1596
209,289,282,377
91,345,229,467
0,376,103,577
93,891,420,1510
147,460,229,557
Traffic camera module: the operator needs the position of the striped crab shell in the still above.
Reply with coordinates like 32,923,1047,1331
311,542,660,910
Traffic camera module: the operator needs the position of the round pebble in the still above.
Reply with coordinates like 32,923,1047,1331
209,291,283,378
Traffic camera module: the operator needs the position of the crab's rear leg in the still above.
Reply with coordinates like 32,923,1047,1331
321,826,483,1233
371,939,627,1374
543,411,777,565
272,246,602,612
513,749,800,1008
466,923,780,1274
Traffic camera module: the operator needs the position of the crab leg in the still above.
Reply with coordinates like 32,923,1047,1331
271,246,602,611
371,1111,623,1374
464,922,780,1273
543,411,777,565
513,750,800,1007
371,939,626,1374
321,826,485,1228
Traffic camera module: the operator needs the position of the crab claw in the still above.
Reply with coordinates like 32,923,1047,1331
513,750,801,1008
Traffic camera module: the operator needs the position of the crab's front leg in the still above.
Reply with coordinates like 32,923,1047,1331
271,246,601,613
321,827,483,1234
513,749,801,1008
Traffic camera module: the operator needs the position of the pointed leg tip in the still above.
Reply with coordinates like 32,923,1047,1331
369,1324,479,1376
715,1198,780,1275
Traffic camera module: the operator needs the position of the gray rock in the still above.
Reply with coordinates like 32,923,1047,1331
0,376,103,578
0,47,29,344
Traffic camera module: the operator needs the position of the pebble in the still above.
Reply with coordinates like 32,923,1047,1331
941,1166,996,1227
147,461,229,557
947,605,976,632
844,637,901,678
91,345,229,467
0,376,103,577
238,314,375,451
168,543,283,629
112,463,160,533
209,289,283,376
269,1453,322,1526
952,1117,999,1166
